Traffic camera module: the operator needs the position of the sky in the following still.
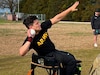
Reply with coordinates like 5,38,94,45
0,8,10,13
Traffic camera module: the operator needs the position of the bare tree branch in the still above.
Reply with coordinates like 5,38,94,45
0,0,18,14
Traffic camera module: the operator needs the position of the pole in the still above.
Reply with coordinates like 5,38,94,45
17,0,19,21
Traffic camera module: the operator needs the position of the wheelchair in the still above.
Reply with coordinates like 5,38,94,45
27,53,82,75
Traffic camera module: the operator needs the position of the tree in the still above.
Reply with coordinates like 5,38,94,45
18,0,100,21
19,0,27,13
0,0,18,14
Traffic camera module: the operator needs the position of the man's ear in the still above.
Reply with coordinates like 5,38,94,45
29,25,33,29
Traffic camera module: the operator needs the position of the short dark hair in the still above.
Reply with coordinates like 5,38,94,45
95,8,100,12
23,16,38,29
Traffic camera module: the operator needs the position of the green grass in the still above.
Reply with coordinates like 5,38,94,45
0,55,31,75
0,19,22,24
69,48,100,75
68,32,91,36
0,49,100,75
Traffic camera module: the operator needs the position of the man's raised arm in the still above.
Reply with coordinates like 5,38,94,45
50,1,79,25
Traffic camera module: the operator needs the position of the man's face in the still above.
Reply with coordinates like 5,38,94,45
95,12,100,16
31,19,42,32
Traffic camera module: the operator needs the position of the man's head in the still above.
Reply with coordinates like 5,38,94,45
23,16,41,32
95,8,100,16
23,16,38,29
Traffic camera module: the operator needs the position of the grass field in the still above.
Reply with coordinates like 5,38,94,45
0,21,100,75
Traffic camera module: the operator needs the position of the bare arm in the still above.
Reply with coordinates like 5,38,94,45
19,41,31,56
19,29,35,56
50,1,79,24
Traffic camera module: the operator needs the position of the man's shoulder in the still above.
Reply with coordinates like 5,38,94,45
41,20,52,29
41,20,51,24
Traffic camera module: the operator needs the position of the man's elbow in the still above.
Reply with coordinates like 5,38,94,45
19,52,24,56
19,49,25,56
19,52,25,56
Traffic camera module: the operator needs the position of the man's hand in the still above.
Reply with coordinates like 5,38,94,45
27,29,36,38
70,1,79,12
92,29,95,31
50,1,79,25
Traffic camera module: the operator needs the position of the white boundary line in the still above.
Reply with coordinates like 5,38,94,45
58,21,91,25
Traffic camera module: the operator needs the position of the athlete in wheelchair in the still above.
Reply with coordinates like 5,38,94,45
19,1,80,75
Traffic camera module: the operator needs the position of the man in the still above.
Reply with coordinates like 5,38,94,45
19,1,79,75
91,8,100,47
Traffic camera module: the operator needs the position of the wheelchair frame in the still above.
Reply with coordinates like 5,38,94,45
27,54,82,75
